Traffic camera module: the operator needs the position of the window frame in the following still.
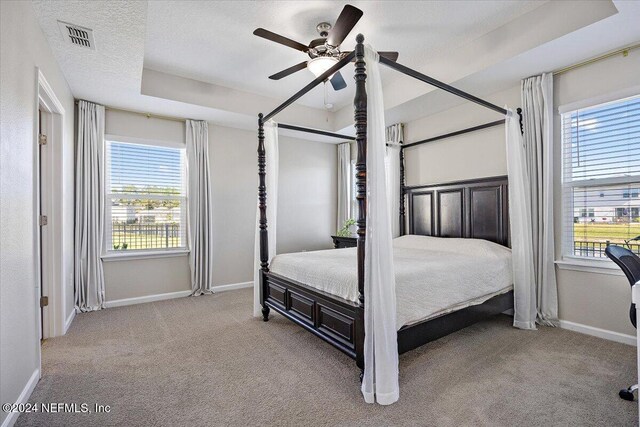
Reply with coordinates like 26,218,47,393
102,135,189,260
559,93,640,265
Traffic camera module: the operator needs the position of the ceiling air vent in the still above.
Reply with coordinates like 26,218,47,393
57,21,95,50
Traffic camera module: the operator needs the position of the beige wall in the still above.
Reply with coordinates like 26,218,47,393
102,110,190,300
0,1,75,423
403,48,640,337
103,112,337,300
277,135,338,254
403,85,518,186
103,256,191,301
552,49,640,337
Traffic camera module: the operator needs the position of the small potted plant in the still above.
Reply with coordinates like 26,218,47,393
337,218,356,237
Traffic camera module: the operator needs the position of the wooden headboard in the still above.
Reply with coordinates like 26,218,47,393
405,176,509,247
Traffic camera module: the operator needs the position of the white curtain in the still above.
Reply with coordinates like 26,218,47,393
337,142,351,232
505,109,537,330
186,120,214,296
361,46,399,405
385,124,404,238
74,100,106,312
253,120,279,317
521,74,558,326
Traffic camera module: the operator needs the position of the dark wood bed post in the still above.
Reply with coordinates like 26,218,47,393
258,114,270,321
399,147,406,235
354,34,367,374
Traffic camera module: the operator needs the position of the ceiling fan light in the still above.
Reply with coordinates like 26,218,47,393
307,57,339,78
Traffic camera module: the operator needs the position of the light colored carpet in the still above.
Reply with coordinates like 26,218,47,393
17,288,637,426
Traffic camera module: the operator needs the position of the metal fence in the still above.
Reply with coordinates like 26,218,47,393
111,223,182,250
573,240,640,258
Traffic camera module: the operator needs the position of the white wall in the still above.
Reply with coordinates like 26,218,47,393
404,48,640,337
102,111,337,300
0,1,75,425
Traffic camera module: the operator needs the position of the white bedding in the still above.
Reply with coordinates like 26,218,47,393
269,235,513,329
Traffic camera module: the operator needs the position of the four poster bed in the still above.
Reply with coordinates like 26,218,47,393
257,34,518,380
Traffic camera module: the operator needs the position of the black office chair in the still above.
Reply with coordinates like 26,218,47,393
605,245,640,401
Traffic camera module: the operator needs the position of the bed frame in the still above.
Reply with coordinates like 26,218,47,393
261,176,512,373
257,34,518,378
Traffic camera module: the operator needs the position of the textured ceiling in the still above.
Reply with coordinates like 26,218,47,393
143,0,545,110
30,0,637,140
32,0,147,106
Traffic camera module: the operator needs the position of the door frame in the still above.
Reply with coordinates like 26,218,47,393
35,69,67,349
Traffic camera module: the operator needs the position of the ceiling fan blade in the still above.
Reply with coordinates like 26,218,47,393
327,5,363,47
378,51,399,62
253,28,308,52
269,61,309,80
329,71,347,91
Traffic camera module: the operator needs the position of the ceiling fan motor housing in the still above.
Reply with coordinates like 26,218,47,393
316,22,332,38
309,22,335,58
255,5,379,91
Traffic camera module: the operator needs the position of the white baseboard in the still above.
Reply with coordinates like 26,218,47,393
559,319,636,347
105,290,192,308
1,369,40,427
104,282,252,309
64,309,75,335
211,281,252,292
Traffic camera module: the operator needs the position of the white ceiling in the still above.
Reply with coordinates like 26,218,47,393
143,1,544,110
31,0,640,142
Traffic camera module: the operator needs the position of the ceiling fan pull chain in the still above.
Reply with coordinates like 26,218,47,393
324,82,334,110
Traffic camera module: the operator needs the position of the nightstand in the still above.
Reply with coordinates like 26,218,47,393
331,235,357,249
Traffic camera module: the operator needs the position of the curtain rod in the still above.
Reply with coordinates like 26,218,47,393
403,119,505,149
75,100,188,123
278,123,355,140
553,43,640,76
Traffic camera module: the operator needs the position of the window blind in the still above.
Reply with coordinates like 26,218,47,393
561,95,640,258
105,140,187,253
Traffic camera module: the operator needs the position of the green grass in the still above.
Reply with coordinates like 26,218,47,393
573,222,640,243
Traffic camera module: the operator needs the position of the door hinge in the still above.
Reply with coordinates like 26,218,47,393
40,296,49,307
39,134,47,146
39,215,48,226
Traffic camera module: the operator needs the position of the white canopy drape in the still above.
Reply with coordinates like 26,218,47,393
505,109,537,330
385,124,404,238
253,120,279,317
361,45,399,405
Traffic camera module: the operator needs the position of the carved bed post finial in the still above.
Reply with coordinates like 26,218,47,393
399,147,406,235
354,34,367,310
258,113,270,321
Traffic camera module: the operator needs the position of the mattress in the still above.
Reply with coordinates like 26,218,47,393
269,235,513,329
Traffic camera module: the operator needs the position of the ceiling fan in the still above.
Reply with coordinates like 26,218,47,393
253,4,399,91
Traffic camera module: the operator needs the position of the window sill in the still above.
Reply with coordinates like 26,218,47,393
555,257,623,277
101,249,189,262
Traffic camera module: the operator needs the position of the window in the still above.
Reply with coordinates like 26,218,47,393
562,95,640,258
105,140,187,254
